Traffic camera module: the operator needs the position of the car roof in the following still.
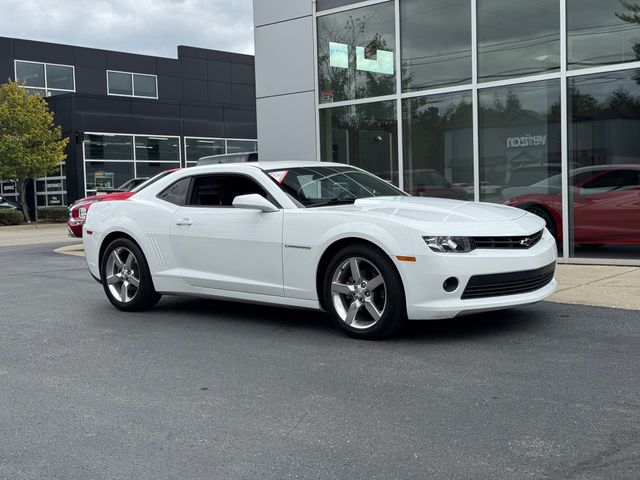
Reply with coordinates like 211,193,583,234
184,161,355,174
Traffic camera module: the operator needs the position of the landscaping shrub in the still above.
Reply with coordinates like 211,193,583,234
37,206,68,223
0,209,24,226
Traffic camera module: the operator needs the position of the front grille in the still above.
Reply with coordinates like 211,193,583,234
472,230,543,250
461,262,555,300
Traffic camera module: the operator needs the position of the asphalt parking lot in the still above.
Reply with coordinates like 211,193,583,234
0,243,639,480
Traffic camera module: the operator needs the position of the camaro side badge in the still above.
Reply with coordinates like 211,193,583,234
285,244,312,251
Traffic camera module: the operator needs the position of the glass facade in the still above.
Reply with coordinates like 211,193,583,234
107,71,157,98
315,0,640,263
15,60,75,97
184,138,257,166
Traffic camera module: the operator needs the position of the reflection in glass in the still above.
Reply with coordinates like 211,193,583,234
107,71,132,96
320,101,398,185
226,140,258,154
479,79,561,215
84,134,134,161
186,138,226,163
134,136,180,162
568,0,640,70
317,0,361,11
85,162,134,192
478,0,560,82
133,74,157,98
402,91,473,199
46,64,74,90
317,2,395,103
136,162,180,178
568,70,640,257
15,61,45,88
401,0,471,91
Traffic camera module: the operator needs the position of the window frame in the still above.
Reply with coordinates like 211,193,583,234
106,70,158,99
14,59,76,97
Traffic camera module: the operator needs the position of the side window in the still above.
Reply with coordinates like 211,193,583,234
188,175,274,208
581,170,640,195
157,177,191,205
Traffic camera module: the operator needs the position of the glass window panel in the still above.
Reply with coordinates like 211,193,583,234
478,0,560,82
46,89,72,97
317,0,361,11
402,91,473,200
401,0,471,91
568,0,640,70
85,162,134,193
47,194,63,206
36,195,46,207
133,74,157,98
568,70,640,259
25,88,45,97
84,134,134,161
226,140,257,154
36,180,46,193
320,100,398,185
107,71,132,95
317,2,396,103
479,80,561,224
134,136,180,161
46,179,64,192
46,64,74,90
15,61,45,88
136,162,181,179
185,138,226,163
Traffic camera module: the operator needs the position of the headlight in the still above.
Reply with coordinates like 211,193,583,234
423,236,476,253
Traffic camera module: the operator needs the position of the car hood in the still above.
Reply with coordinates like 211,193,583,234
71,191,134,207
323,196,542,235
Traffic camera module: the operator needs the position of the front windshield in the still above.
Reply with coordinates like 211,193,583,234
266,166,406,207
131,169,177,193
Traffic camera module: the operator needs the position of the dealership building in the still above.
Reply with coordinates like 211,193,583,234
253,0,640,265
0,36,257,214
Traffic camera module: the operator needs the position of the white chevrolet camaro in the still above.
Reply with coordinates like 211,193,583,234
83,162,558,339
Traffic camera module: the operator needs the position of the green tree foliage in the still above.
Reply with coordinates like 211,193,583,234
0,81,69,221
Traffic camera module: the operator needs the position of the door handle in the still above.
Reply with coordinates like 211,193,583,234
175,218,192,226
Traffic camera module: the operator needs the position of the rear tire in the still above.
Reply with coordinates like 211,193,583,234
100,238,161,312
322,244,406,340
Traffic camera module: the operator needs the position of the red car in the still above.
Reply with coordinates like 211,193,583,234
67,170,178,238
503,165,640,245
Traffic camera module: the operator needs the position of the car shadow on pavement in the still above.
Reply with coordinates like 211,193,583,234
151,295,549,342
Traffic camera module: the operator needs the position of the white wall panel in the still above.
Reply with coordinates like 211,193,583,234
256,91,317,162
254,16,316,99
253,0,313,28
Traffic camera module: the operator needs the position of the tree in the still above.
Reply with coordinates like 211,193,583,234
0,81,69,221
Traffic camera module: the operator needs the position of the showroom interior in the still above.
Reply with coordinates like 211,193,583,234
253,0,640,265
0,36,257,215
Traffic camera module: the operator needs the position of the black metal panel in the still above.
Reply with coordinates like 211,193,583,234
157,76,183,101
79,113,135,133
208,81,232,104
75,67,107,95
73,47,107,68
74,95,132,115
207,60,231,83
0,37,13,58
178,46,209,59
224,108,258,138
182,119,226,138
106,51,156,73
14,38,74,64
182,78,208,103
232,53,255,65
181,104,224,121
205,49,231,62
231,63,255,85
232,84,256,107
131,117,181,135
181,56,207,80
156,57,180,77
132,100,180,118
0,58,13,83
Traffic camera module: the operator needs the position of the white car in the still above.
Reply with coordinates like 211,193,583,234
83,162,557,339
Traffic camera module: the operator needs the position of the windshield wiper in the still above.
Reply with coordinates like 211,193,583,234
305,199,357,208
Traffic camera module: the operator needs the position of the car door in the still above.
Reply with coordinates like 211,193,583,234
573,169,640,243
169,173,284,296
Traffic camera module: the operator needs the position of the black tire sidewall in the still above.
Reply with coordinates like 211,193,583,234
527,206,556,239
100,238,160,312
322,244,406,340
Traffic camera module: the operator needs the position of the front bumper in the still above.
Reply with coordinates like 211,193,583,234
400,230,558,320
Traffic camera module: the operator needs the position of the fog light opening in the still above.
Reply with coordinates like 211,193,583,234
443,277,459,293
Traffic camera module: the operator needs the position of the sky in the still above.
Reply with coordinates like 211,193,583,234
0,0,255,58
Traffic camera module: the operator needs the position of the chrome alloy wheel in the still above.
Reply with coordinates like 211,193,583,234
105,247,140,303
330,257,387,330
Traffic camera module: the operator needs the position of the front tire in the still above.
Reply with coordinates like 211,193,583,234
100,238,161,311
322,244,406,340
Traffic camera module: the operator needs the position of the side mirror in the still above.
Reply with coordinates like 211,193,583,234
232,193,279,213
